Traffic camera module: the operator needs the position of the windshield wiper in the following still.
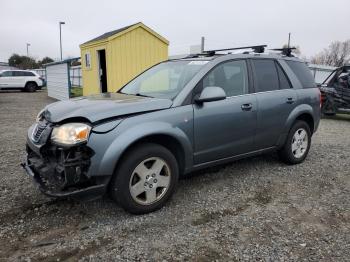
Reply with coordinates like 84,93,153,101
134,93,153,98
118,91,153,98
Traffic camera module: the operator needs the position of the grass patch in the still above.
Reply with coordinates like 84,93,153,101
70,86,83,97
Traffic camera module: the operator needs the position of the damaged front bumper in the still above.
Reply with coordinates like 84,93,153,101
22,123,109,201
21,158,106,200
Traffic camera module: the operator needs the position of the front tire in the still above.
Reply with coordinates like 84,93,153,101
109,143,179,214
278,120,311,165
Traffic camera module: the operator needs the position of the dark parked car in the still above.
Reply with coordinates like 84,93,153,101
22,46,321,214
320,65,350,115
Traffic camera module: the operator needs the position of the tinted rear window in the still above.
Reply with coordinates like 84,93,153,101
24,71,35,76
252,59,279,92
286,61,315,88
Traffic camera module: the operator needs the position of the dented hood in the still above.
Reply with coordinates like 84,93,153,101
43,93,173,123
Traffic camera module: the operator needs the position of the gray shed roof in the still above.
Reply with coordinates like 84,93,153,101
82,22,139,45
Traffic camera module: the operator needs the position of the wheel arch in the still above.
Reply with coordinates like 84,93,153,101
277,104,315,147
117,134,187,176
94,122,193,180
25,81,38,87
285,104,315,133
295,113,314,134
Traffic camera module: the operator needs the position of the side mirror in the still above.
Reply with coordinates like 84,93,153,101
195,86,226,103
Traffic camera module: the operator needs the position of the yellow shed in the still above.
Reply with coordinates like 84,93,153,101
80,22,169,95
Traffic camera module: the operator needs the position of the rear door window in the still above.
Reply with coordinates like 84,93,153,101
286,60,316,88
251,59,279,92
13,71,25,77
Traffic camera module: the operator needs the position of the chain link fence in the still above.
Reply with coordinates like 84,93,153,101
33,66,83,88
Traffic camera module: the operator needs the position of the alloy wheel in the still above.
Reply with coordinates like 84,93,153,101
129,157,171,205
291,128,308,158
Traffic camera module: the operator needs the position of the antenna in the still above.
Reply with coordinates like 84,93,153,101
270,47,296,57
288,32,291,49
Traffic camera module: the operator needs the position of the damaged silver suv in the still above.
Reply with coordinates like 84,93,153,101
23,46,321,214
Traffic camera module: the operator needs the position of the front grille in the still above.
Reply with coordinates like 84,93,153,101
32,122,48,142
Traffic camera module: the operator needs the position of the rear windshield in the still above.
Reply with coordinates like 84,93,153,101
286,61,316,88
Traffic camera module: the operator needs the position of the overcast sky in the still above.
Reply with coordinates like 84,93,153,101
0,0,348,62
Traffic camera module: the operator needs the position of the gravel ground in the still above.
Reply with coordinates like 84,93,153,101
0,90,349,261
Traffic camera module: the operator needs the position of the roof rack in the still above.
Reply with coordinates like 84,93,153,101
270,47,296,57
204,45,267,55
184,45,267,58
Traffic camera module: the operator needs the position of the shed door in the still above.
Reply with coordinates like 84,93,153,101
98,49,107,93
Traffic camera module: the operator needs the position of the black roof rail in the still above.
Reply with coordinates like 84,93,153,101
184,53,209,58
184,52,218,58
183,45,267,59
270,47,296,57
204,45,267,55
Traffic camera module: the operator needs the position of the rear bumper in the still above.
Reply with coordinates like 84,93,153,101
21,157,107,200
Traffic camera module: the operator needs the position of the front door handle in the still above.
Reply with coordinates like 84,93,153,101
286,97,295,104
241,103,253,111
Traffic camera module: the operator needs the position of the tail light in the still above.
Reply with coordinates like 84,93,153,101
318,89,323,108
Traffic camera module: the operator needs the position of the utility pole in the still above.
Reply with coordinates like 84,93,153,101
26,43,30,56
59,21,65,61
201,36,205,52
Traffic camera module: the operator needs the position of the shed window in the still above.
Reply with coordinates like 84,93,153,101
84,53,91,68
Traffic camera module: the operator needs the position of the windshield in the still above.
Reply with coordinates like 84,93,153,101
323,67,350,85
119,60,207,99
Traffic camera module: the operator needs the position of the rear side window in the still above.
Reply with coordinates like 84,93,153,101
286,61,316,88
251,59,279,92
23,71,35,76
276,63,292,89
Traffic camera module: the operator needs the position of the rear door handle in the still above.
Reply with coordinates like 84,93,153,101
286,97,295,104
241,103,253,111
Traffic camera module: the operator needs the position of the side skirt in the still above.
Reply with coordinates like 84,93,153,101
187,146,276,173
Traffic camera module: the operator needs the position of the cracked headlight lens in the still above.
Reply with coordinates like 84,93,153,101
36,109,45,122
51,123,91,145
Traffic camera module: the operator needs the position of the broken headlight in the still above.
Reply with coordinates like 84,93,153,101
36,109,45,122
51,123,91,146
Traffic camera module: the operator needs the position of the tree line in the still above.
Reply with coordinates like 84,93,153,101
8,54,54,69
311,40,350,67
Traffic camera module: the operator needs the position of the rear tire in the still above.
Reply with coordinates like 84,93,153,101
322,98,336,116
278,120,311,165
25,82,37,92
109,143,179,214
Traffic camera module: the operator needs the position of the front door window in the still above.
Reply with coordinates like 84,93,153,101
202,60,248,97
